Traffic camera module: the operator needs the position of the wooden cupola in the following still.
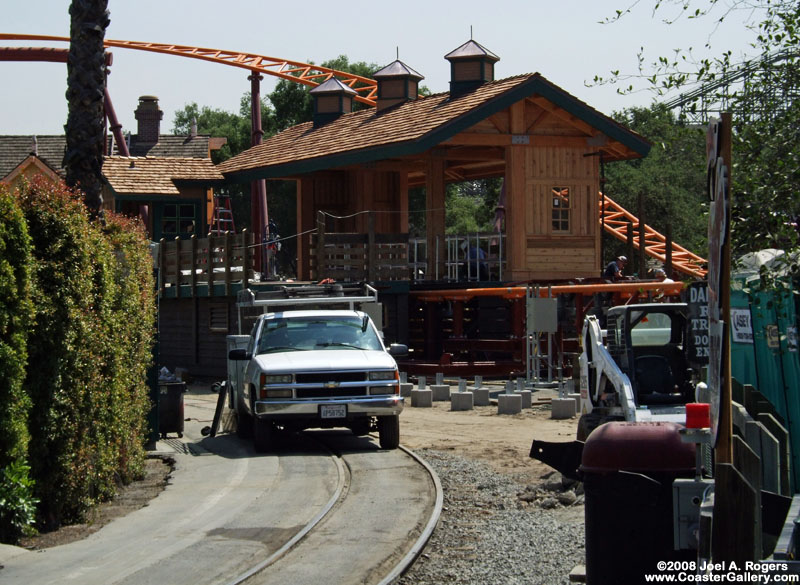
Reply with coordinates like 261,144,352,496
309,78,358,127
372,59,424,113
444,39,499,97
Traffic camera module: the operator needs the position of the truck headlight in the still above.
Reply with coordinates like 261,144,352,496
263,374,293,384
369,371,397,381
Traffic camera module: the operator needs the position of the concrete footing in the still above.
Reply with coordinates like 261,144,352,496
498,393,522,415
472,387,490,406
567,393,581,412
430,384,451,401
411,389,433,408
399,383,413,398
551,397,577,419
451,392,474,411
517,390,532,409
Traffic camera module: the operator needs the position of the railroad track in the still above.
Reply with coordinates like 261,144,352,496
0,390,441,585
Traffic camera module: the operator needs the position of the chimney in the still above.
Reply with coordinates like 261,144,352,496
372,60,424,113
134,95,163,144
444,39,499,97
309,78,357,127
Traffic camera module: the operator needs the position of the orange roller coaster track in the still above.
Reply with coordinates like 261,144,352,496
601,193,708,279
0,33,379,106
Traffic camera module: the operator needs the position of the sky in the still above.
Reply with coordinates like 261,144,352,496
1,0,763,136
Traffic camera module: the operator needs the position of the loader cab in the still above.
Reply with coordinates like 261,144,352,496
605,303,694,406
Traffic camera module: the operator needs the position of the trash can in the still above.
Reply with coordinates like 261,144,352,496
580,422,696,585
158,382,186,439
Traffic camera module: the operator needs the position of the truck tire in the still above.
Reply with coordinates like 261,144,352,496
236,392,253,440
253,419,275,453
377,415,400,450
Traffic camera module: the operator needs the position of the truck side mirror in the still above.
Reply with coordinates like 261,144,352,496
228,348,251,361
388,343,408,357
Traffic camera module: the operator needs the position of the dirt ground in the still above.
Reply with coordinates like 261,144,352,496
18,387,579,550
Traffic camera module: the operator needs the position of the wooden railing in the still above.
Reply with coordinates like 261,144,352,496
158,230,255,296
311,215,409,282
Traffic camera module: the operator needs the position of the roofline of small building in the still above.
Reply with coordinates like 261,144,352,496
220,73,651,184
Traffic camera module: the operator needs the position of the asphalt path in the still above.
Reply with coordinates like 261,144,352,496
0,388,439,585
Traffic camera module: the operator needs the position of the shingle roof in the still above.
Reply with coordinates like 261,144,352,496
0,135,66,179
125,135,211,158
103,156,223,195
0,134,212,181
218,72,650,181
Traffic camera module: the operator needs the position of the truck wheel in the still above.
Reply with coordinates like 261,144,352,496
253,419,275,453
236,393,253,440
377,415,400,450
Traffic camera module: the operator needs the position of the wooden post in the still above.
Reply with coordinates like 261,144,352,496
175,237,182,299
665,222,673,278
224,231,232,297
368,212,376,283
207,233,215,298
158,238,166,296
637,193,646,278
316,210,326,281
190,235,197,298
426,155,446,279
625,221,635,277
242,229,250,291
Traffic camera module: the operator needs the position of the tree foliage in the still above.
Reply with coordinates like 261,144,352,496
603,104,708,262
598,1,800,275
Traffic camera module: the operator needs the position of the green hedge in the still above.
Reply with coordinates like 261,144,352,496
15,177,155,529
0,185,36,543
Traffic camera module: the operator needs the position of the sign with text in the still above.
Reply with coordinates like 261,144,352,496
687,281,710,363
730,308,754,344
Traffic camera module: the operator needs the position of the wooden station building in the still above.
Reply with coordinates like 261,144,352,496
219,39,651,282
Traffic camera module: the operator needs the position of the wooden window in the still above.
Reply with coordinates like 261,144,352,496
551,187,571,233
162,203,196,239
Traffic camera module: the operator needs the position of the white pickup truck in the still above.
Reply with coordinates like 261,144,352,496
227,284,406,452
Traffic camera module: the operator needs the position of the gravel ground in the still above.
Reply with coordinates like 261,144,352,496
396,449,585,585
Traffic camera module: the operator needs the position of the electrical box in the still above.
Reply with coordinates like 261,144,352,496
527,297,558,333
673,478,714,550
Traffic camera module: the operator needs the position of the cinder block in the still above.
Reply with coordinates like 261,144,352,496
451,392,474,411
473,387,490,406
399,383,413,398
517,389,532,409
551,397,577,419
411,389,432,408
498,393,522,415
568,393,582,413
430,384,451,401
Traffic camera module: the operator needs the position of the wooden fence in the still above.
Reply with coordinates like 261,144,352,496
158,230,255,297
311,215,409,282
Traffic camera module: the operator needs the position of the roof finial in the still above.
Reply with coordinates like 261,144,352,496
470,25,473,40
396,46,399,60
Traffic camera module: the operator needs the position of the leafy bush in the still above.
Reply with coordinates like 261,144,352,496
17,177,155,529
0,460,38,543
0,185,36,543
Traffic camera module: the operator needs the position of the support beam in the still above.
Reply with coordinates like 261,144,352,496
426,155,446,279
249,72,268,273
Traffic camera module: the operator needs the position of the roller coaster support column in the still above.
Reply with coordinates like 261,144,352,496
249,72,268,274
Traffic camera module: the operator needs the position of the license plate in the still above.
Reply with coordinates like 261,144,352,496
320,404,346,419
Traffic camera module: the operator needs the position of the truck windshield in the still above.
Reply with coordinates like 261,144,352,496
257,316,384,354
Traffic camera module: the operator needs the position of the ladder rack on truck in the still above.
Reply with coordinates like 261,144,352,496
235,283,379,334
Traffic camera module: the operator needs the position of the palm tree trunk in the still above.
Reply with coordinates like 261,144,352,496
64,0,110,219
